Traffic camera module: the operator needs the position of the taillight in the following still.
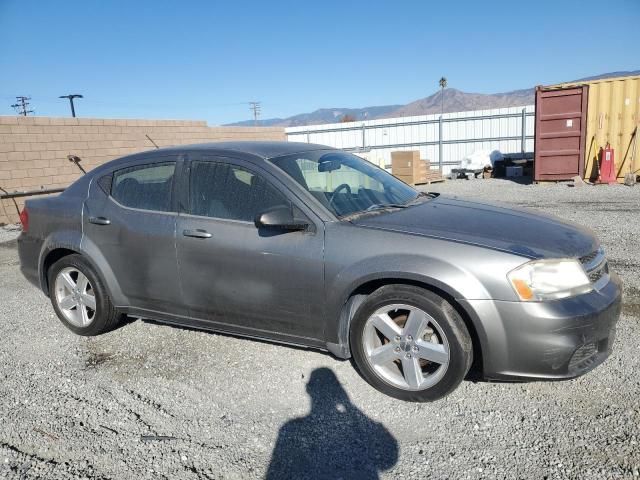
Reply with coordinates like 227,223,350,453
19,208,28,232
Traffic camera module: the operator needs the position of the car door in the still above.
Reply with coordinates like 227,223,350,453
175,155,326,342
83,156,185,316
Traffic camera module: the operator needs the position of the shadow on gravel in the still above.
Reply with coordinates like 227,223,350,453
0,238,18,249
266,368,398,479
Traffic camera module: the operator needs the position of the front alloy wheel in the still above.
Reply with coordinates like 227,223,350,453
350,285,473,402
363,304,450,391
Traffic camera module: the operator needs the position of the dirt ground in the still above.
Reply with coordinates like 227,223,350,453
1,179,639,479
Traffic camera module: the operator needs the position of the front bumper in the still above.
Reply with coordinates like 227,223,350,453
461,272,622,381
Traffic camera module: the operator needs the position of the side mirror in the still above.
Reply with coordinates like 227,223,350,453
254,205,308,231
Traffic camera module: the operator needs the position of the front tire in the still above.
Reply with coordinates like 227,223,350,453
48,254,124,336
350,285,473,402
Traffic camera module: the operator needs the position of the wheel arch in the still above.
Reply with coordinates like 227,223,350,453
39,240,126,306
41,247,78,294
327,276,485,378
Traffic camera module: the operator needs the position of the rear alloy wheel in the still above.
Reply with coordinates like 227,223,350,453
48,254,124,336
54,267,97,327
350,285,473,402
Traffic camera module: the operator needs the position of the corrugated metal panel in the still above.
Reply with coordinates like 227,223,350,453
286,105,535,174
545,75,640,182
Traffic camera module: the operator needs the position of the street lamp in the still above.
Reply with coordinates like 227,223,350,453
438,77,447,115
59,94,83,117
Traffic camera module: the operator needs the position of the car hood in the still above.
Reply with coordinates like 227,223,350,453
351,195,598,259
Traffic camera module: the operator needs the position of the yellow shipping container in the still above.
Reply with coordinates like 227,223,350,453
551,75,640,182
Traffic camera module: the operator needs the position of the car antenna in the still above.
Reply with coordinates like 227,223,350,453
146,134,160,149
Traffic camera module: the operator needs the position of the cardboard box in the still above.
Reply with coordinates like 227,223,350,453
391,150,442,185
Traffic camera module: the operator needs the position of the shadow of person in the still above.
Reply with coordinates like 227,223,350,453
266,367,398,479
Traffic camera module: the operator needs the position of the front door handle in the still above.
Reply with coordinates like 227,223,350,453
183,229,212,239
89,216,111,225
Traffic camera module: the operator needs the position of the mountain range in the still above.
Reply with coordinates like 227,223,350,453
226,70,639,127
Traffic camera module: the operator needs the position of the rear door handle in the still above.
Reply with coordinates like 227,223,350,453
89,216,111,225
183,229,212,239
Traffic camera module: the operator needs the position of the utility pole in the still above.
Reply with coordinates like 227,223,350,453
11,96,34,116
249,101,261,126
59,94,83,117
438,77,447,115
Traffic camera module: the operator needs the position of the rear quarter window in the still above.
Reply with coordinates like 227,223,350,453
111,162,175,212
97,174,112,194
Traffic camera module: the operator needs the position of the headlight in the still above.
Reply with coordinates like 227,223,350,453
507,259,592,301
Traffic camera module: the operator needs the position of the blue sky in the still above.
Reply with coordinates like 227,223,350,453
0,0,638,124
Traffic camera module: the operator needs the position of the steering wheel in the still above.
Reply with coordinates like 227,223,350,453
328,183,352,210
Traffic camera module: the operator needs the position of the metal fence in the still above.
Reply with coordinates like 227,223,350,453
285,105,535,174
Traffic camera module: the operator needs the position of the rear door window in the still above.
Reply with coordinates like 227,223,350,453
111,162,175,212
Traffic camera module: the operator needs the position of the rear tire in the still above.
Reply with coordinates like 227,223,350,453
350,285,472,402
48,254,124,336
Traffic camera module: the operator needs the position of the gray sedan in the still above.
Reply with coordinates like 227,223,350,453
18,142,621,401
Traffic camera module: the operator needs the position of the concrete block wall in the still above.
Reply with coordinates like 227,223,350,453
0,116,285,224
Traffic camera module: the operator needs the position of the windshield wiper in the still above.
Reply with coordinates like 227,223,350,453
340,203,408,221
365,203,409,212
405,191,438,205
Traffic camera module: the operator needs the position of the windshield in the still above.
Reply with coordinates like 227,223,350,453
270,150,420,218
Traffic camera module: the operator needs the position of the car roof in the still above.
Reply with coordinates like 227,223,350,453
83,141,335,179
142,141,332,160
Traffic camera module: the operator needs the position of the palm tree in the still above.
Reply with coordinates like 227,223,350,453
439,77,447,115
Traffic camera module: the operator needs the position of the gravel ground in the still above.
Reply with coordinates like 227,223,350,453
1,178,639,479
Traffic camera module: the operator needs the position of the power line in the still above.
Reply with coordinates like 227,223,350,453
10,96,34,116
249,101,261,126
59,94,83,117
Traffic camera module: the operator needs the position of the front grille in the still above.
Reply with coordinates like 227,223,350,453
588,263,608,283
580,251,599,266
579,248,608,287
